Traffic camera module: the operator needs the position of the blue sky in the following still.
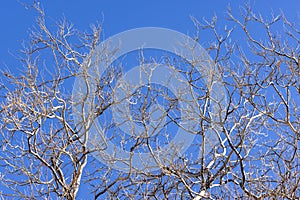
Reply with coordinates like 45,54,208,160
0,0,299,198
1,0,300,68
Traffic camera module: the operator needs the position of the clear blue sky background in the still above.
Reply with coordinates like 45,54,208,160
0,0,299,198
1,0,300,68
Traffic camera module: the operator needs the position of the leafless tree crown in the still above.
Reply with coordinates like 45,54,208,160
0,3,299,200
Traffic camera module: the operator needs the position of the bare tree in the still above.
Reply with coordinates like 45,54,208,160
0,2,299,200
